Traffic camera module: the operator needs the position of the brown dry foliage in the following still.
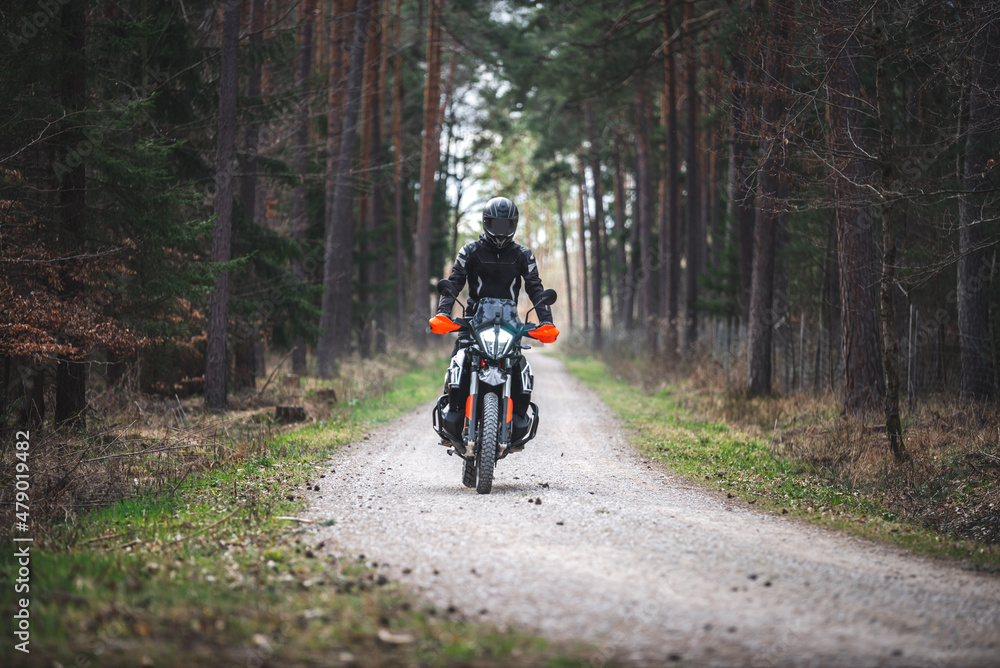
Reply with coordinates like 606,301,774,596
0,182,147,360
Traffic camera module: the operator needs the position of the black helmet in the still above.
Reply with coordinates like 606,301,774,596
482,196,519,248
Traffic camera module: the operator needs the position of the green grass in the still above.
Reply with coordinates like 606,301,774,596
0,355,597,667
562,354,1000,570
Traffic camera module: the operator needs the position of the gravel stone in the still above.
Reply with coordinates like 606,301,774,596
308,353,1000,666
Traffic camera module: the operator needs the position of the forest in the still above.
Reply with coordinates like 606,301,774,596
2,1,1000,664
2,0,999,471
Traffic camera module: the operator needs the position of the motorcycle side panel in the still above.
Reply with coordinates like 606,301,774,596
446,349,466,388
520,360,533,394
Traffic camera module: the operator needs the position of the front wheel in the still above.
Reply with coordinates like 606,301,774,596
476,393,499,494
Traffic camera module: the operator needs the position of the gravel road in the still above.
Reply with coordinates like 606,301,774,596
309,352,1000,667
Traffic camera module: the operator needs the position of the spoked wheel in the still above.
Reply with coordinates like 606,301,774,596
476,393,499,494
462,456,476,488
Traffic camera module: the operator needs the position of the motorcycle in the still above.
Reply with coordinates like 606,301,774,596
430,279,557,494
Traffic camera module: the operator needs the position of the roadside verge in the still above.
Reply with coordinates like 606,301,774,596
562,354,1000,572
0,353,593,667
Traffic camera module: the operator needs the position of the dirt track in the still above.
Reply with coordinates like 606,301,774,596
309,352,1000,666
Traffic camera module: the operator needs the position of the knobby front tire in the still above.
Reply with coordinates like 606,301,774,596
476,393,499,494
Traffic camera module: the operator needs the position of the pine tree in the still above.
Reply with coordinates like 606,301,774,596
661,0,681,357
205,0,242,412
291,0,316,374
585,101,605,349
958,2,999,400
747,0,793,396
317,0,373,377
412,0,443,346
821,0,885,414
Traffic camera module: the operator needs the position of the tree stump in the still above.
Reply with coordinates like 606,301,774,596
275,405,307,423
316,388,338,404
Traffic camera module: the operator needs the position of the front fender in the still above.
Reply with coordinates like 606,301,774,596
477,366,506,387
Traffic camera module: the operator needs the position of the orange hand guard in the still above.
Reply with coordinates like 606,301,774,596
529,324,559,344
429,314,461,335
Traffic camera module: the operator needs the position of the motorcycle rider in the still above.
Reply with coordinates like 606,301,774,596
428,196,559,428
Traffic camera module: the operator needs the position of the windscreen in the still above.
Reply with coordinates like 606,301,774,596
471,298,521,329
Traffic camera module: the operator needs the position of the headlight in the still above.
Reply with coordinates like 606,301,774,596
477,326,514,358
493,328,514,357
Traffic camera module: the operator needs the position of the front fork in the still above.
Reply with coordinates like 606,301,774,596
463,370,479,452
462,362,514,457
499,374,513,448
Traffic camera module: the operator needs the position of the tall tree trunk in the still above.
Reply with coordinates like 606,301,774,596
555,177,575,331
603,210,615,325
585,101,604,349
358,0,380,358
291,0,315,374
313,0,345,364
628,156,642,333
814,220,839,392
682,0,701,352
635,83,655,342
411,0,443,345
612,138,628,325
373,0,390,354
703,25,722,276
55,0,88,427
237,0,267,385
729,43,755,328
327,0,348,169
433,44,458,226
371,0,395,354
20,366,45,428
205,0,241,411
614,140,633,330
577,164,590,330
958,3,998,400
316,0,372,377
661,0,680,358
821,0,886,414
875,14,906,460
0,356,8,430
746,0,792,396
699,97,712,277
708,138,723,270
391,0,406,337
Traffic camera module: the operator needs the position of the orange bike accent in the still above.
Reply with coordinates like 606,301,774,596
465,395,474,420
506,397,513,423
528,323,560,344
429,314,461,335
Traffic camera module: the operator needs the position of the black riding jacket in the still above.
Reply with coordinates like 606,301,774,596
436,236,553,324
